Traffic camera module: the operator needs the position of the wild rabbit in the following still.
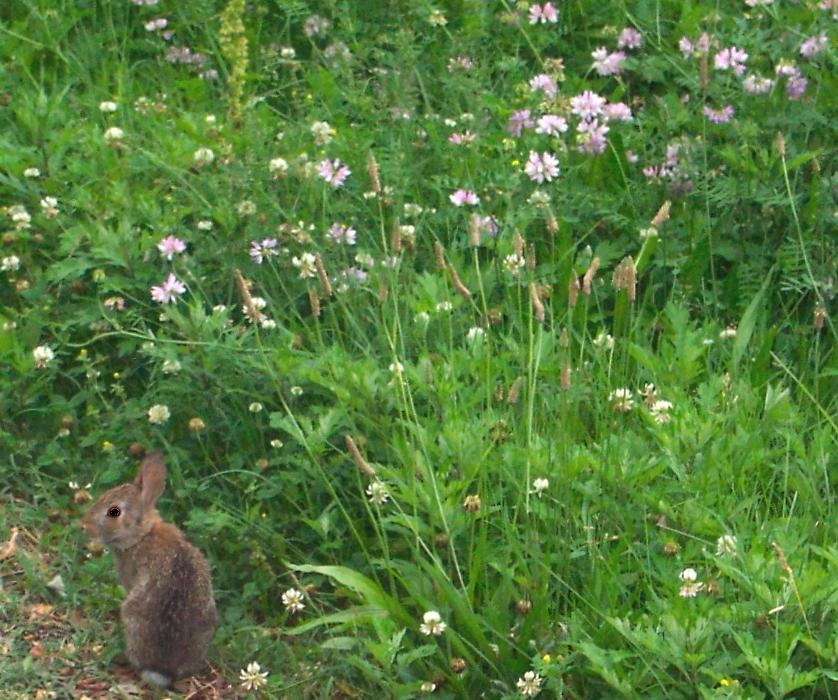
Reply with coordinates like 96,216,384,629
81,452,217,688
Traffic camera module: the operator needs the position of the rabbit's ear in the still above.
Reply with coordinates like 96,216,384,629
136,452,166,510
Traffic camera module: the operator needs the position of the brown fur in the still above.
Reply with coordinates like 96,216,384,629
82,453,217,685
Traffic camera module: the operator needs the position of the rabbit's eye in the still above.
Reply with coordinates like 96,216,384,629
107,506,121,518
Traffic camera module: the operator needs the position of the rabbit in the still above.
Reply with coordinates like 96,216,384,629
81,451,217,688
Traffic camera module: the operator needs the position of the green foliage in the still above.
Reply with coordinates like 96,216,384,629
0,0,835,697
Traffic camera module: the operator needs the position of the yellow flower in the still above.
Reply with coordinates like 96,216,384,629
541,653,552,663
512,159,520,167
102,441,114,452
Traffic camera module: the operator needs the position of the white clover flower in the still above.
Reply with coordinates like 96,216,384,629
415,311,431,325
516,670,544,696
280,46,296,59
103,126,124,142
9,205,31,229
249,402,264,413
592,332,614,349
639,226,659,239
435,301,453,313
716,534,738,557
290,385,303,396
23,167,41,178
389,361,404,375
270,438,284,449
527,190,552,208
99,100,118,113
281,587,305,612
419,610,447,636
719,326,737,339
260,318,277,329
193,147,215,167
466,327,485,343
503,253,526,275
161,359,181,374
268,157,289,176
33,345,55,368
3,321,17,331
147,404,171,425
310,120,334,145
239,661,269,691
403,203,424,217
650,399,673,424
40,197,59,217
420,681,437,693
609,388,634,413
366,480,389,505
531,477,549,496
292,252,317,279
2,255,21,272
237,200,257,216
197,220,214,231
678,568,703,598
205,114,216,125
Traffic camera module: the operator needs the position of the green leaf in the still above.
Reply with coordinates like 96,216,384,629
732,269,773,373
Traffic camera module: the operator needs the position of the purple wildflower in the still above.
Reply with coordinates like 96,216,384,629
250,238,279,264
449,189,479,207
591,47,626,76
529,74,557,99
570,90,606,121
617,28,644,49
507,110,534,137
534,114,568,136
524,151,560,183
151,273,186,304
328,223,357,245
157,235,186,260
703,105,734,124
528,3,558,24
318,158,351,188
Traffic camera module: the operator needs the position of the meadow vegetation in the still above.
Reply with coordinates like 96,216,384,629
0,0,836,697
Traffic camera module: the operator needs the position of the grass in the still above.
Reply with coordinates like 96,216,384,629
0,0,836,698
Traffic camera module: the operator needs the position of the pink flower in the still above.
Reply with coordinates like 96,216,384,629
449,189,479,207
703,105,734,124
800,33,827,58
604,102,633,122
576,121,609,155
570,90,606,121
529,73,557,99
478,215,499,237
534,114,568,136
328,223,357,245
617,27,644,49
508,109,534,137
714,47,748,75
678,37,694,57
449,131,476,145
318,158,351,188
156,235,186,260
447,56,474,72
524,151,559,183
528,3,558,24
591,47,626,76
151,273,186,304
250,238,279,264
786,75,808,100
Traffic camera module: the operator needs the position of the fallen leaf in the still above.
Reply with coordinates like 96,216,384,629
29,641,46,658
0,528,19,560
28,603,55,620
46,574,66,597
